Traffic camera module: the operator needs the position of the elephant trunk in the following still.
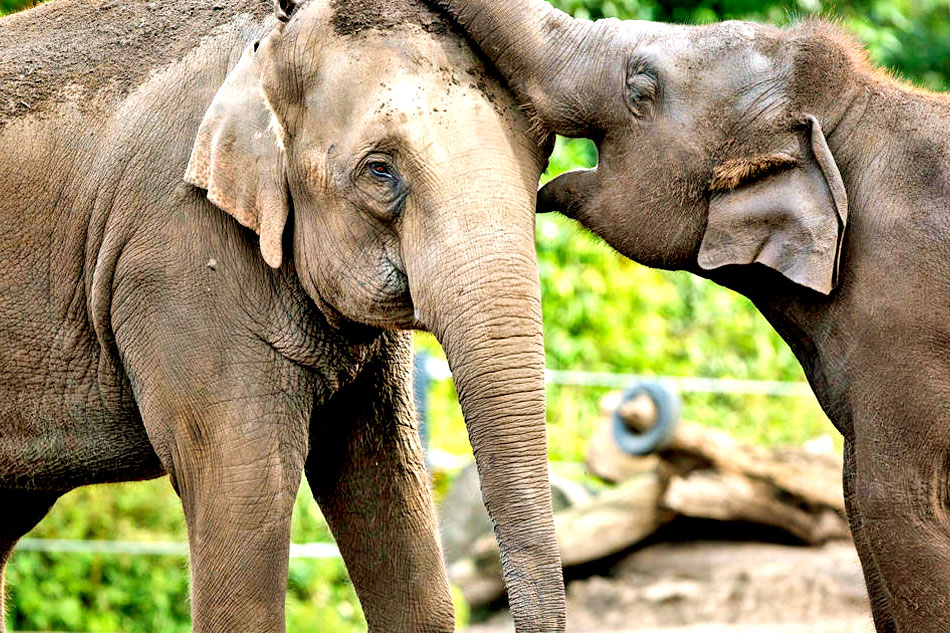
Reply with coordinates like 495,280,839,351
432,0,600,137
407,210,566,631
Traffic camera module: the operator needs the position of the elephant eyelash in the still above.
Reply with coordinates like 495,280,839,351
710,153,799,192
357,153,400,183
354,154,406,217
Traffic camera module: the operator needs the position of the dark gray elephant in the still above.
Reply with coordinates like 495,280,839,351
0,0,566,630
428,1,950,631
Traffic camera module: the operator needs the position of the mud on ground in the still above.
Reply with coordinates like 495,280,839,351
468,540,873,633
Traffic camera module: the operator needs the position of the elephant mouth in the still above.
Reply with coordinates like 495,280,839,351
307,271,352,330
380,257,427,331
307,263,422,332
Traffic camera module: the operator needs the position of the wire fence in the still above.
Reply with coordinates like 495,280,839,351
16,538,341,559
17,360,814,560
417,356,813,398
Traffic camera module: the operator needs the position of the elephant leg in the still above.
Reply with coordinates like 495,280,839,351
159,402,309,633
122,334,312,632
851,427,950,632
0,490,59,633
307,333,455,633
843,440,897,633
179,441,303,631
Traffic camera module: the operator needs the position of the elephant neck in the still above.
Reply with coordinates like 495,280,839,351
729,275,854,438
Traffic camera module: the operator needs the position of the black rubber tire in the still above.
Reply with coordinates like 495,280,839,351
612,382,681,456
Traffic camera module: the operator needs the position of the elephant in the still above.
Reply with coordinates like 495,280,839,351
427,1,950,631
0,0,567,630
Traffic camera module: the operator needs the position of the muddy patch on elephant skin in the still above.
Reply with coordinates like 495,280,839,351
330,0,450,37
0,0,271,127
329,0,526,128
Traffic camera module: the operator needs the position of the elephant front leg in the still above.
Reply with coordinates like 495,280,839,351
128,359,311,632
175,426,305,633
306,333,455,632
843,440,897,633
851,425,950,632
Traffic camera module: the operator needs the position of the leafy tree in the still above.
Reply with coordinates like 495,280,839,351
548,0,950,90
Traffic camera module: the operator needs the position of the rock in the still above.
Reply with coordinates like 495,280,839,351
464,542,872,632
662,470,850,544
439,462,597,565
564,541,872,631
640,579,704,603
449,472,671,607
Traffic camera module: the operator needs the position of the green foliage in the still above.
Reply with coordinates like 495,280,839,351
0,0,29,14
546,0,950,90
3,0,949,629
6,480,366,633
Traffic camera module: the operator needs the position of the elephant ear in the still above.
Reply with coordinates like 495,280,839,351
698,115,848,295
185,45,290,269
274,0,303,22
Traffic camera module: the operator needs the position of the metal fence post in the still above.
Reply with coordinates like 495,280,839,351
413,351,431,455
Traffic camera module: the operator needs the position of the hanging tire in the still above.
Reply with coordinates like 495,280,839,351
612,381,681,456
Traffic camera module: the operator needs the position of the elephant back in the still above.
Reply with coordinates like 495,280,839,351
0,0,272,128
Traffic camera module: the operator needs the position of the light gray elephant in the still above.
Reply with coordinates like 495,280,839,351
0,0,566,630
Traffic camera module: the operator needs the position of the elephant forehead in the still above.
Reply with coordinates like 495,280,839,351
314,42,502,126
640,22,781,100
313,33,479,101
293,4,543,168
375,82,504,156
692,21,784,61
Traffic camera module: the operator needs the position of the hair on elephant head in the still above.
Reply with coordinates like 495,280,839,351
185,0,566,628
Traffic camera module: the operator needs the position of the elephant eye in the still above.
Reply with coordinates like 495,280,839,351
625,57,659,118
368,161,396,181
356,154,406,215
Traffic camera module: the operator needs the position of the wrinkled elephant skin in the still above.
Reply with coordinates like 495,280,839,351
0,0,566,631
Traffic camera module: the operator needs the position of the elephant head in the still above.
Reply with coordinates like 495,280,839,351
428,0,850,295
185,0,565,628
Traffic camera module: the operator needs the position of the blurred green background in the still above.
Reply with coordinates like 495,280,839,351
4,0,949,630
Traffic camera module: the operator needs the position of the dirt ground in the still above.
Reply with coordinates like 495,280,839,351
469,623,871,633
466,539,874,633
